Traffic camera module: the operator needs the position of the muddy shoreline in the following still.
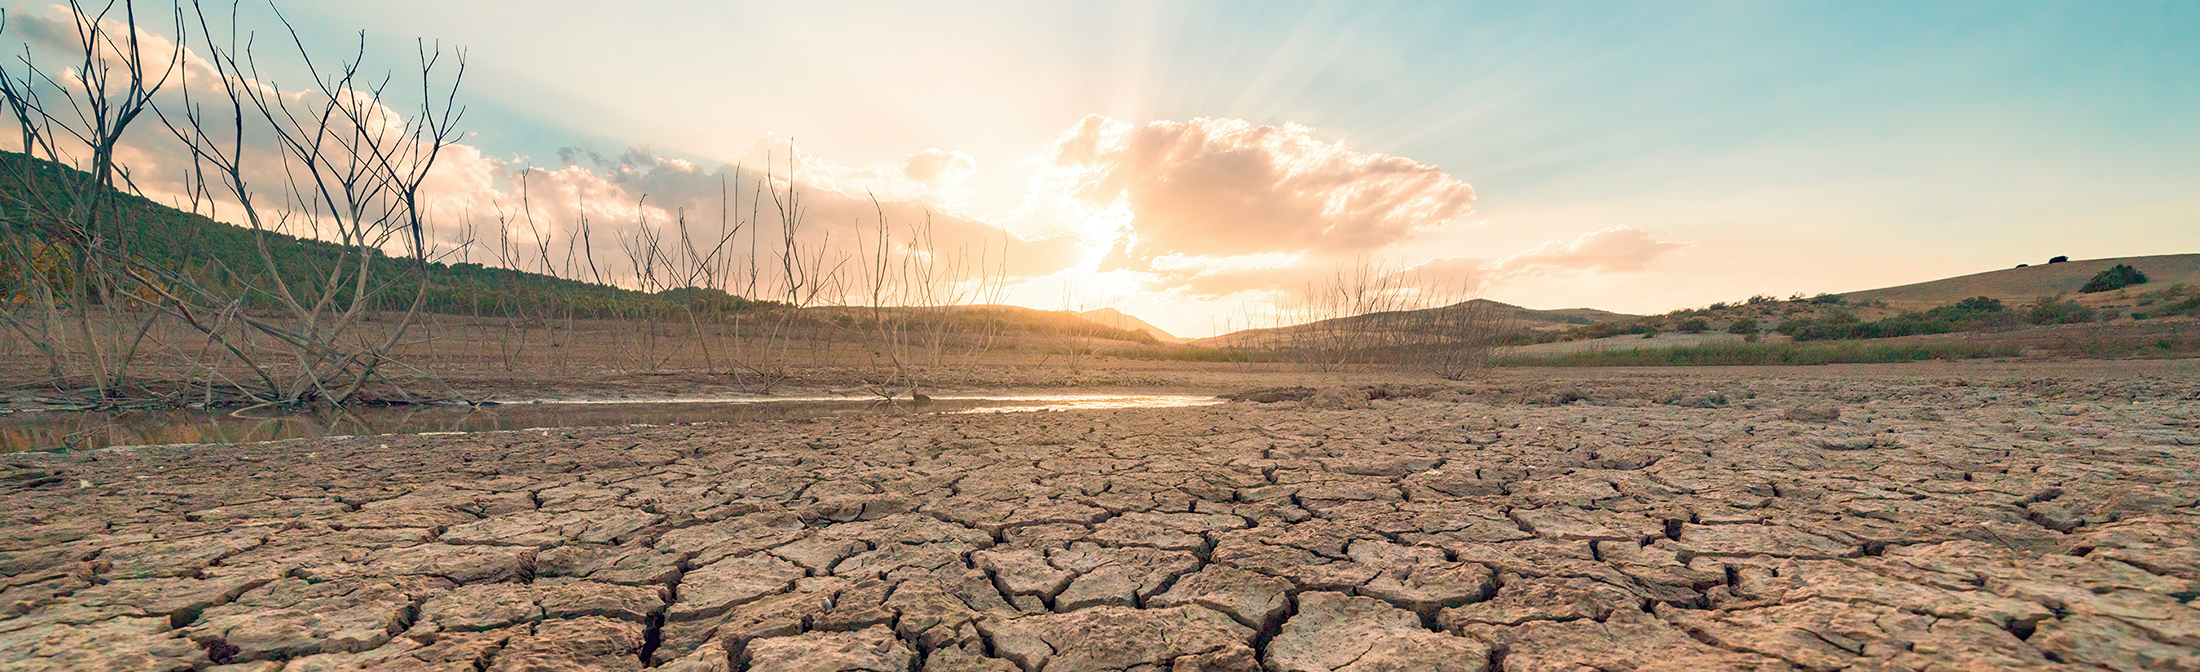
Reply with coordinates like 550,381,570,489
3,362,2198,670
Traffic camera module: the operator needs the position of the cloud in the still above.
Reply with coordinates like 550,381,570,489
1022,116,1686,306
4,8,1086,304
3,3,465,253
1396,225,1692,295
1494,225,1691,276
901,148,977,188
4,3,1076,303
1041,115,1476,264
1395,255,1497,290
0,0,1083,302
6,1,1677,324
10,5,225,92
406,144,1083,296
709,138,983,208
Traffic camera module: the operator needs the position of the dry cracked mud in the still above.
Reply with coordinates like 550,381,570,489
4,366,2199,671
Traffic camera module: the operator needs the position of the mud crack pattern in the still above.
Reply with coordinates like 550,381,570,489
3,369,2199,671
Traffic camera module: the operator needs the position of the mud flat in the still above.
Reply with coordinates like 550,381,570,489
3,363,2198,671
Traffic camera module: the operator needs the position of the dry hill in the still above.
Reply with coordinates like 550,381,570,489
1843,253,2200,310
1078,308,1189,343
1193,299,1637,348
806,304,1160,344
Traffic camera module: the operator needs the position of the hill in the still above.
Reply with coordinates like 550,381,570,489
1193,298,1638,348
1525,306,1639,329
1843,254,2200,309
804,305,1160,344
0,150,741,320
0,150,1160,346
1078,308,1188,343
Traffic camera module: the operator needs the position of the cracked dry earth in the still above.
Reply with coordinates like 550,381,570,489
5,372,2200,672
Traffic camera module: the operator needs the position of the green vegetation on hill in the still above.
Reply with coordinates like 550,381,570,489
2081,264,2149,293
1777,296,2016,341
1502,293,1859,345
1513,275,2200,351
1844,254,2200,309
2130,284,2200,320
1,151,1155,344
1499,341,2021,367
0,150,741,320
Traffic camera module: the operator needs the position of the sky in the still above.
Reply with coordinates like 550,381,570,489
9,1,2199,337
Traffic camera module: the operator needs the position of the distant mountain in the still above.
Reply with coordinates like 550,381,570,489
1078,308,1188,343
1842,253,2200,309
807,305,1160,344
1193,298,1638,348
1525,306,1640,327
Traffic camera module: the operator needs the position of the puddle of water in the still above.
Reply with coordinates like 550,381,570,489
0,394,1222,453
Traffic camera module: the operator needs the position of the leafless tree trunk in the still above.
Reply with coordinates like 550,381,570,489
0,0,469,407
158,2,466,405
0,0,182,400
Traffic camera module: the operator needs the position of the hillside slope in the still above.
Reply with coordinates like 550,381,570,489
1,151,1161,345
1844,254,2200,309
0,150,720,318
806,305,1160,344
1193,299,1638,348
1078,308,1187,343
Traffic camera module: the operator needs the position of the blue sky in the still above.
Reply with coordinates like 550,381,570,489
20,1,2198,336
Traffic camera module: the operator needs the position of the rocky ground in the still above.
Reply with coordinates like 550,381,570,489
3,364,2198,671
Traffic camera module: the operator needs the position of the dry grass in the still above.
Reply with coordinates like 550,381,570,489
1496,340,2021,368
1844,253,2200,311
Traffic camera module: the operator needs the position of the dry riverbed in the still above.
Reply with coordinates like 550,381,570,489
3,363,2198,671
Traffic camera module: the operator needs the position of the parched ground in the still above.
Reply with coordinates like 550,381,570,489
3,364,2198,671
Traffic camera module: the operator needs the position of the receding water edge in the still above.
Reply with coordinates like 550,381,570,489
1,394,1223,453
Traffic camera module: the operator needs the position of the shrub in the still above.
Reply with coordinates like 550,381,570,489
2049,255,2069,264
2079,264,2149,293
1777,311,1861,340
1727,318,1759,335
1950,296,2004,312
1776,297,2006,341
2135,295,2200,319
1496,341,2020,367
2029,299,2095,325
1678,318,1710,334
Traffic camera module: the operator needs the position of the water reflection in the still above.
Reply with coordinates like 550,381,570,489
1,394,1221,453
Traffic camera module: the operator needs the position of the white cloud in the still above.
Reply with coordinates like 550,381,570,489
407,144,1084,296
1397,225,1692,297
1042,114,1476,263
715,137,983,209
901,148,977,189
1494,225,1691,276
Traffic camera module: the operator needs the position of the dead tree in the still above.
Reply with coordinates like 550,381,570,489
0,0,468,407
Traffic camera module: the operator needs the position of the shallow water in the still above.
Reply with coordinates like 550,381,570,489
0,394,1222,453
